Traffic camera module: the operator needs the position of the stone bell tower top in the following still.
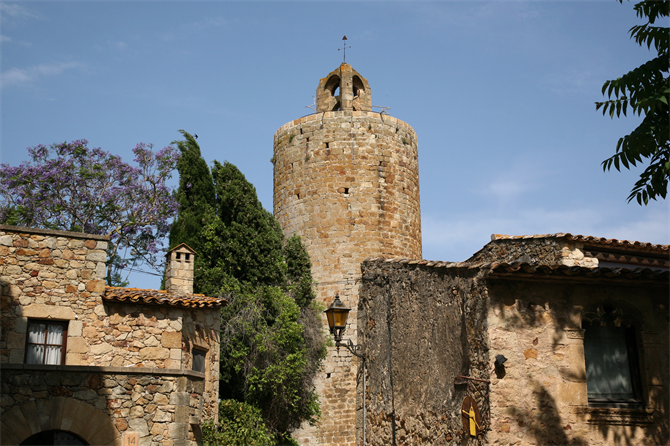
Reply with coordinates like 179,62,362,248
316,63,372,112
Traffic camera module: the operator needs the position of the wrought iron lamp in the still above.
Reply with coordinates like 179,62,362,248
324,295,364,358
324,294,368,444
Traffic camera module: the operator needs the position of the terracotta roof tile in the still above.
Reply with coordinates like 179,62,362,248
487,262,669,281
490,233,669,253
104,287,227,308
363,258,669,282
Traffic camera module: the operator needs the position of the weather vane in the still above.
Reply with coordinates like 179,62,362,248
338,36,351,63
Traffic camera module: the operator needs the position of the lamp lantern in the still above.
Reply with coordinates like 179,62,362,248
324,294,351,342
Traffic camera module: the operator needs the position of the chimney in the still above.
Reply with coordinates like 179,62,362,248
165,244,195,295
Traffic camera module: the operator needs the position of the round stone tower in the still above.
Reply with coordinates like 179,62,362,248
273,63,422,445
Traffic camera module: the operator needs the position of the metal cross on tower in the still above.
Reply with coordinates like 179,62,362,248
338,35,351,63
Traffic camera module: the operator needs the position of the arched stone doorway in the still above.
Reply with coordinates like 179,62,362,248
20,430,87,445
1,398,119,445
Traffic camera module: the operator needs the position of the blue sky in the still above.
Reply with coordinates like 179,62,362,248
2,1,668,288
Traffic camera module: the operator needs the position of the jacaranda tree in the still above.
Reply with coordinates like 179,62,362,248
597,0,669,204
0,139,180,285
168,133,326,445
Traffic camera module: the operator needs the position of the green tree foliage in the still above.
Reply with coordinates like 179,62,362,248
596,0,669,204
202,400,273,446
220,288,324,439
169,130,216,251
168,133,326,444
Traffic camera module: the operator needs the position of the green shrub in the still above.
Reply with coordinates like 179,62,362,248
202,399,273,446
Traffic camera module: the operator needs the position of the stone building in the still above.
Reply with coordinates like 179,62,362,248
0,225,225,446
273,62,669,446
359,234,669,445
273,63,422,446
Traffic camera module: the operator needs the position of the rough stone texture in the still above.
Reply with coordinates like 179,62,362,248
0,227,108,365
274,68,422,446
164,244,195,296
0,225,220,446
359,257,669,446
0,366,206,446
466,236,599,268
316,63,372,112
359,262,489,446
485,278,668,446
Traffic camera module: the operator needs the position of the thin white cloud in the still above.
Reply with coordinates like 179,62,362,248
475,159,548,203
0,2,39,21
1,62,84,88
0,35,10,43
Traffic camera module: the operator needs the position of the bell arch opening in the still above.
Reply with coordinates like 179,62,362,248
324,75,340,97
21,430,88,446
352,75,365,97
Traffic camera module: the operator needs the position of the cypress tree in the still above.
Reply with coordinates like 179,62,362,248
168,130,216,250
169,139,326,443
211,160,286,289
167,130,217,293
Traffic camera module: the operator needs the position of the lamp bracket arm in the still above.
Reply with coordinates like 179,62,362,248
338,338,365,358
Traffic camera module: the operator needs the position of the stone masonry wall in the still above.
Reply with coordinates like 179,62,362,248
273,111,422,445
0,225,220,443
359,260,490,446
466,237,598,268
1,365,206,446
485,278,669,446
0,225,108,364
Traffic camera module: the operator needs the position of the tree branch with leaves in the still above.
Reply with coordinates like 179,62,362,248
0,139,180,285
596,0,669,204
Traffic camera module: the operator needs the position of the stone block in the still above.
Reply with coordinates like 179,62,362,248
86,250,107,262
23,304,76,320
0,235,14,246
1,419,23,446
128,418,149,437
90,342,114,355
143,335,159,347
65,352,82,365
69,320,83,337
169,392,190,406
153,409,172,422
75,406,108,441
18,400,40,435
88,422,121,446
129,406,144,418
67,337,88,354
139,347,169,360
86,280,106,293
168,422,188,440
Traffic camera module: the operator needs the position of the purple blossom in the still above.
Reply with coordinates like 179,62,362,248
0,139,180,283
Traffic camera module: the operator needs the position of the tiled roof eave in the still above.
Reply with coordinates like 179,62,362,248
103,287,227,308
485,262,669,284
490,233,669,254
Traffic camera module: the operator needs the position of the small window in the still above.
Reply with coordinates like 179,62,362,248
25,320,68,365
583,304,642,406
193,348,207,373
